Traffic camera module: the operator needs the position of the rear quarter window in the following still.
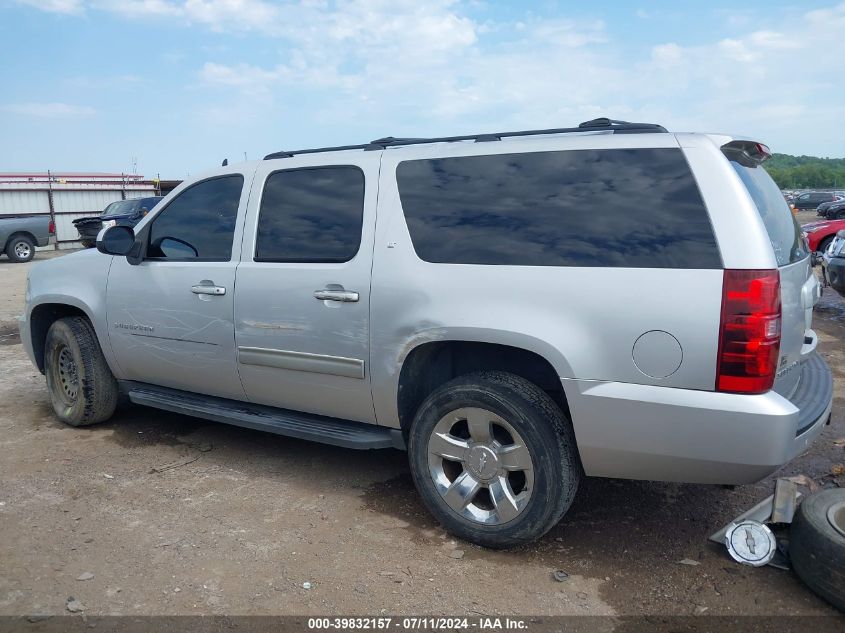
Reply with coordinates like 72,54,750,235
729,160,808,266
396,148,721,269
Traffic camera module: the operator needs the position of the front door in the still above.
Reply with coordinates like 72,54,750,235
106,172,251,401
234,155,379,424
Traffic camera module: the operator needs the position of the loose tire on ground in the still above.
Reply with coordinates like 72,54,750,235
790,488,845,612
6,234,35,263
80,238,96,249
408,371,581,549
44,316,119,427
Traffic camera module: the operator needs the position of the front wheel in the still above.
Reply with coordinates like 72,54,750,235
408,371,581,549
44,317,118,426
818,236,834,256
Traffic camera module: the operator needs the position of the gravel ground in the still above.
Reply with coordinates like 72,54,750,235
0,236,843,619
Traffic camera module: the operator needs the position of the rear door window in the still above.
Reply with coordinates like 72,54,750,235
396,148,721,268
255,166,365,263
729,161,808,266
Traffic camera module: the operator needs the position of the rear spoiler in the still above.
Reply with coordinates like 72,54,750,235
721,140,772,167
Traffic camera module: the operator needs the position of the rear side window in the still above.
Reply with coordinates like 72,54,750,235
147,175,243,261
396,148,721,268
729,161,808,266
255,166,364,263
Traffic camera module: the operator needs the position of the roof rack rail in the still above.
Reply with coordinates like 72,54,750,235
263,118,667,160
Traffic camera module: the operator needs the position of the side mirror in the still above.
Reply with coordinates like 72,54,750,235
97,225,135,256
156,236,199,259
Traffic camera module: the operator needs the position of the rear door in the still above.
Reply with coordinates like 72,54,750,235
234,155,379,424
728,158,816,397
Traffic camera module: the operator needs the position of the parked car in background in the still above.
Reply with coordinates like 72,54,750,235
791,191,839,210
0,216,55,263
816,196,845,216
802,218,845,255
817,198,845,220
73,196,163,248
821,230,845,298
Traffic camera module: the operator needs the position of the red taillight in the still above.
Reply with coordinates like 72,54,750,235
754,142,772,160
48,220,55,235
716,269,781,394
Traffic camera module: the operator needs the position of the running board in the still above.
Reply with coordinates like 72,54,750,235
126,385,403,450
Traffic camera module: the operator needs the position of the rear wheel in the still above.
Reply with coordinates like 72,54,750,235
408,371,581,548
5,235,35,263
44,317,118,426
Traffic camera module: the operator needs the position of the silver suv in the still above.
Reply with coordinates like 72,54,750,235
20,119,834,548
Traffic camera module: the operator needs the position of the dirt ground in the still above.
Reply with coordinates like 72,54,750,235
0,229,843,620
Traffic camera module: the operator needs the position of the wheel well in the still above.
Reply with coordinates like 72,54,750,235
397,341,569,436
29,304,89,373
4,231,37,251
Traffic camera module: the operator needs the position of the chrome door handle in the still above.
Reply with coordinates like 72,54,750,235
314,289,359,302
192,284,226,296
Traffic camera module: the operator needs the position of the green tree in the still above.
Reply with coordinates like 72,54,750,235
764,153,845,189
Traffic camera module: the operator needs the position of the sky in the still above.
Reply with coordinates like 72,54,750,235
0,0,843,178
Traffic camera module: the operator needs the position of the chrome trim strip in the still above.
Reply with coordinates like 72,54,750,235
237,346,365,379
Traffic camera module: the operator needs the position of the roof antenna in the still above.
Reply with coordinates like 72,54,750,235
222,158,228,166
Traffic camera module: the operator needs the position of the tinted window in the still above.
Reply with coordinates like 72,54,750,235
101,200,137,216
256,167,364,263
139,197,161,211
729,161,808,266
147,175,243,260
396,148,720,268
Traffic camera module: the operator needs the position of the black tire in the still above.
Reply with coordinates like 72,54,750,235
5,234,35,263
44,317,118,427
408,371,581,549
818,236,834,256
790,488,845,612
80,239,96,249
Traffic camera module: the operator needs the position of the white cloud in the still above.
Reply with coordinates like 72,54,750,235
12,1,845,155
16,0,84,13
94,0,181,17
651,43,684,66
0,102,96,117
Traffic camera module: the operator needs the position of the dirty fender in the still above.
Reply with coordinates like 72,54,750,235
21,249,121,377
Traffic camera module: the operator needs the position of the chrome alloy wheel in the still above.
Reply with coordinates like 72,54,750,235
14,241,32,260
427,407,534,525
55,345,79,403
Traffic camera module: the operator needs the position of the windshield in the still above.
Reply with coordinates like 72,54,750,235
101,199,140,216
730,160,809,266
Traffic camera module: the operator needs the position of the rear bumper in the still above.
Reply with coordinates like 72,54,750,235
566,353,833,485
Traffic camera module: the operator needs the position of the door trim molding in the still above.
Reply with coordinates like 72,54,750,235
237,346,365,379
